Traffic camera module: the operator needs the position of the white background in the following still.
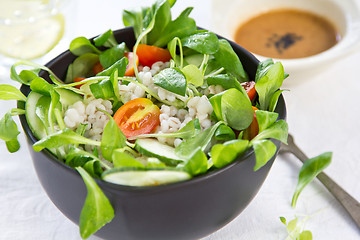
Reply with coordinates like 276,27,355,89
0,0,359,239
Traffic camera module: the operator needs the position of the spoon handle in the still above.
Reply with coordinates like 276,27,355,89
280,134,360,229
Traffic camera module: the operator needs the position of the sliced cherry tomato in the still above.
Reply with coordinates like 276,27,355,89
136,44,172,67
74,77,86,89
113,98,161,138
92,61,104,75
124,52,139,77
241,81,256,101
242,106,259,140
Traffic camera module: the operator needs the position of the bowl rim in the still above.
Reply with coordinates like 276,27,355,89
18,26,286,193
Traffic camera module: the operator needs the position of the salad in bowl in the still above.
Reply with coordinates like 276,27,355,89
0,0,288,239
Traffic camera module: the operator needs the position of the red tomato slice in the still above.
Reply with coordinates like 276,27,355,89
74,77,86,89
113,98,161,138
241,81,256,101
242,106,259,140
136,44,172,67
124,52,139,77
92,61,104,75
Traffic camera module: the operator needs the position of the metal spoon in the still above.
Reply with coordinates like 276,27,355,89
279,134,360,229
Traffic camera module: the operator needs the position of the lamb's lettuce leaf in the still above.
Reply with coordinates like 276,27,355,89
291,152,332,208
76,167,114,239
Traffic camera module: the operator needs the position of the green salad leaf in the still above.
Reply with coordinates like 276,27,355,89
153,7,196,48
255,61,285,111
153,67,187,96
83,160,104,178
0,112,20,153
252,139,277,171
184,147,208,176
65,53,99,83
69,37,101,56
112,149,145,168
214,124,235,141
206,74,242,91
211,139,249,168
213,39,247,80
33,128,100,152
96,57,128,77
93,29,118,48
181,31,219,54
101,116,127,161
0,84,27,101
182,64,203,86
291,152,332,208
99,42,126,69
144,0,172,45
76,167,114,239
280,216,313,240
175,121,222,159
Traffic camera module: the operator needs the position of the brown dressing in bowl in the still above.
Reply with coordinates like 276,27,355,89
234,9,341,59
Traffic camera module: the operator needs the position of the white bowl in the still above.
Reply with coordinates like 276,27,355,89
211,0,360,84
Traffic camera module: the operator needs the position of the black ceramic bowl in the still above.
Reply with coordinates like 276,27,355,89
18,27,286,240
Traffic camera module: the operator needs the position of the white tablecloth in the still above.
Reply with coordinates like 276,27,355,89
0,0,359,239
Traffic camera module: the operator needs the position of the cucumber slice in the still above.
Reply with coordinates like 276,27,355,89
134,138,183,166
25,91,47,140
55,88,82,108
102,168,191,186
25,89,82,140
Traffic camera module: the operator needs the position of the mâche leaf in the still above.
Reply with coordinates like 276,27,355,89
211,139,249,168
112,149,145,168
101,116,127,161
175,121,222,159
65,53,99,83
255,61,285,111
30,77,54,96
144,0,172,45
99,42,126,69
181,31,219,54
153,67,187,96
221,88,253,130
0,112,21,152
69,37,101,56
214,124,235,141
76,167,114,239
291,152,332,208
251,119,288,144
206,74,242,91
252,139,277,171
90,79,115,100
184,147,208,176
280,215,313,240
33,128,100,152
0,84,27,101
96,57,128,77
182,64,203,86
213,39,247,80
93,29,118,48
153,7,196,48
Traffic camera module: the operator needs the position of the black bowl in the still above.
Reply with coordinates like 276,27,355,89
18,27,286,240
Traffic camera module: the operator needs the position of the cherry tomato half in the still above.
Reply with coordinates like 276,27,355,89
242,106,259,140
113,98,161,138
74,77,86,89
124,52,139,77
136,44,172,67
241,81,256,101
92,61,104,75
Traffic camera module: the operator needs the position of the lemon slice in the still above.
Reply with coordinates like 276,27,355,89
0,0,65,59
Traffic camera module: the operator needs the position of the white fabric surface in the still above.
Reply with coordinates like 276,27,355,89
0,0,359,239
